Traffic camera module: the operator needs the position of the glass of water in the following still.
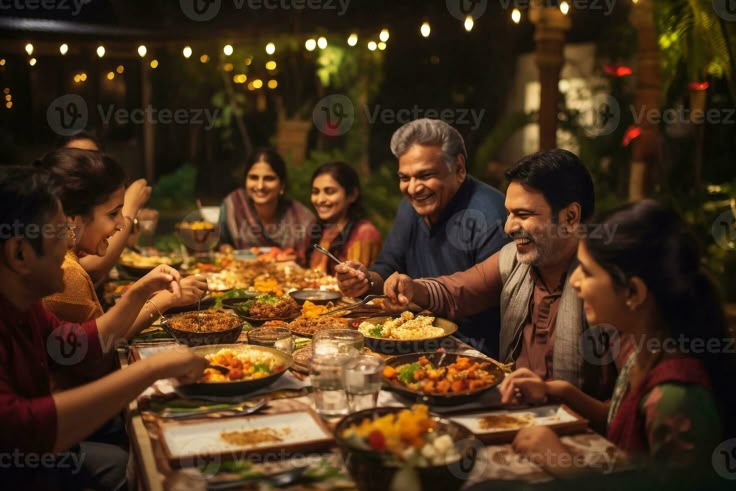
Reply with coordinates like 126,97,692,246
342,355,385,412
247,327,294,354
310,353,352,418
312,329,364,358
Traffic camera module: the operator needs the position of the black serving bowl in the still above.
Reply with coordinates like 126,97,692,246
288,289,342,305
161,310,246,347
334,407,477,491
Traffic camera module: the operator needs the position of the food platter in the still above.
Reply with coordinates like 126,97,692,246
354,313,458,354
382,352,504,406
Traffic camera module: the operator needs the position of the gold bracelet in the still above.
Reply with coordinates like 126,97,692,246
146,298,163,320
123,215,140,234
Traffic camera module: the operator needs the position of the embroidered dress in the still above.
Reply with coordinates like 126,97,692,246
307,219,382,275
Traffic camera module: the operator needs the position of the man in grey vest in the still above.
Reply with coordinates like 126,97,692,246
382,149,618,400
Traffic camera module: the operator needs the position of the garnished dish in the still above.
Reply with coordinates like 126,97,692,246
167,311,241,333
384,355,499,395
334,405,476,491
220,427,290,446
287,316,347,338
177,344,293,396
233,295,301,320
358,312,443,340
200,348,287,382
382,352,504,405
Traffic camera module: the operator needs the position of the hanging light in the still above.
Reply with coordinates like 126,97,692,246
116,65,125,74
317,37,327,49
268,79,278,89
150,59,159,69
25,43,33,56
138,45,147,57
378,42,387,51
305,39,317,51
379,29,389,42
29,58,37,66
367,41,377,51
59,43,69,55
200,54,209,63
223,44,233,56
97,46,105,58
512,8,521,24
347,33,358,46
80,72,87,81
183,46,193,58
265,42,275,55
420,22,431,38
464,15,474,32
265,60,277,70
560,1,570,15
252,79,263,89
106,71,115,80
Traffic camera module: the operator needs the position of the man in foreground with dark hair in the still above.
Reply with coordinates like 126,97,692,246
0,166,207,489
383,149,618,401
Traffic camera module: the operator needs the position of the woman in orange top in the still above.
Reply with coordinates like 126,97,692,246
307,162,381,275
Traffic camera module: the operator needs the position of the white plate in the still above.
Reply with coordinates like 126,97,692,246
450,405,583,434
160,410,333,461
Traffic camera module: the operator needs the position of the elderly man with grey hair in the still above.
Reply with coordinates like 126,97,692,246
335,118,508,356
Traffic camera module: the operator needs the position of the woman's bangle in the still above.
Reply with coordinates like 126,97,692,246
123,215,140,234
146,298,163,320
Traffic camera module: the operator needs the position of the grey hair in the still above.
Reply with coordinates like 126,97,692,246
389,118,468,170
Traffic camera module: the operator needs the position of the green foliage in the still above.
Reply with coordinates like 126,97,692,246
471,111,535,179
148,164,197,211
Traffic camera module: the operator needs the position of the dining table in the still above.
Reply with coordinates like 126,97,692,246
119,333,632,491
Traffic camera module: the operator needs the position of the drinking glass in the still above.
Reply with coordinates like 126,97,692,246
312,329,363,358
310,353,352,418
342,355,385,412
247,327,294,354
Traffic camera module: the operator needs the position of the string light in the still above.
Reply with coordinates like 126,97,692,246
317,37,327,49
268,79,278,89
80,72,87,81
265,42,275,55
233,74,247,84
29,58,37,66
96,46,105,58
305,39,317,51
379,29,390,42
512,8,521,24
200,54,209,63
367,41,377,51
183,46,193,58
0,59,5,66
116,65,124,74
224,63,234,72
265,60,277,70
138,45,147,57
253,79,263,89
223,44,233,56
378,42,387,51
59,43,69,55
244,57,253,66
150,59,159,69
347,33,358,46
464,15,474,32
106,71,115,80
420,22,431,38
560,1,570,15
5,102,12,109
25,43,33,56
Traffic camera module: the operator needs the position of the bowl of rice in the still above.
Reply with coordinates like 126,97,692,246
356,312,458,355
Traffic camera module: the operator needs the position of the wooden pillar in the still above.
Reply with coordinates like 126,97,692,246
530,4,571,151
140,58,155,183
628,0,661,200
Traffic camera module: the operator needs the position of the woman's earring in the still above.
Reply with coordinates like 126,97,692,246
626,300,635,311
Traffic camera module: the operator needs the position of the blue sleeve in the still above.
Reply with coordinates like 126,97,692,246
369,199,413,279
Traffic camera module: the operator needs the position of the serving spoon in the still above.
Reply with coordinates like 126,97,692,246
313,244,342,266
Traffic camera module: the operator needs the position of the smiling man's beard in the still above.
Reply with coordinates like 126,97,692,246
510,226,555,266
